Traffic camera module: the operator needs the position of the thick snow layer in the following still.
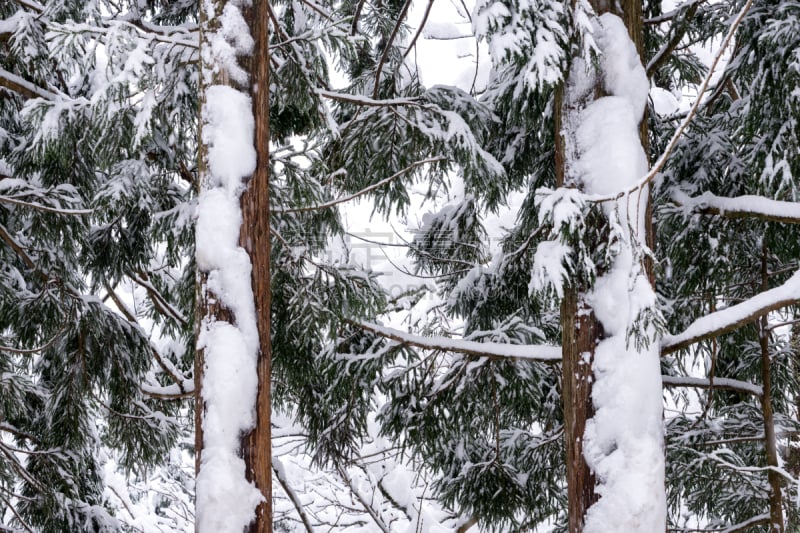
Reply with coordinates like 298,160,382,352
564,13,666,532
203,85,257,187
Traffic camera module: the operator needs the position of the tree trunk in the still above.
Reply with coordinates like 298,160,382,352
195,0,272,531
240,0,273,530
555,81,599,530
557,1,650,531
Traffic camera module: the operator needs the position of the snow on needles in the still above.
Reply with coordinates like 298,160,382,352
195,1,263,531
567,14,667,532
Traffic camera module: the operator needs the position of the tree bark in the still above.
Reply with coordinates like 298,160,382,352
240,1,273,531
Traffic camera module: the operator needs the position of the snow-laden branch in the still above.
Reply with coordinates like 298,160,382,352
316,89,422,107
273,457,315,533
671,189,800,224
661,375,762,397
662,270,800,354
0,67,60,100
355,320,563,363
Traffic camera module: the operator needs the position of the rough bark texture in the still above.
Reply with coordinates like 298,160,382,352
560,290,600,532
555,78,598,531
240,1,273,530
760,245,785,533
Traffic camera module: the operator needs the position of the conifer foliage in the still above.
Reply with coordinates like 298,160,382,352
1,0,800,531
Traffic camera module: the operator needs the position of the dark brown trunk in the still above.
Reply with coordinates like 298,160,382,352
555,77,599,531
560,290,600,532
760,244,785,533
240,1,273,531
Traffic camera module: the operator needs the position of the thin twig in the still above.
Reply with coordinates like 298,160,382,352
401,0,436,62
275,157,445,213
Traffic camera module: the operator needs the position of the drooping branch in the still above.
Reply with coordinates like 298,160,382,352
661,270,800,354
671,189,800,224
128,269,188,326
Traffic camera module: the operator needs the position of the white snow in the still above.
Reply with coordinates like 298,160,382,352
671,188,800,222
563,13,666,532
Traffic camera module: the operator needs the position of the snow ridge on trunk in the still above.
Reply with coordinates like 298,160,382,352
566,13,666,532
195,0,263,530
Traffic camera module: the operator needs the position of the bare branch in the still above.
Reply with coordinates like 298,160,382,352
352,320,562,363
273,457,315,533
275,157,446,214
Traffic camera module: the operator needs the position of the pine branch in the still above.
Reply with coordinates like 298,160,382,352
644,0,705,25
350,0,367,35
646,1,700,77
317,89,422,107
0,67,60,100
0,193,92,215
0,323,66,355
668,514,769,533
401,0,436,62
661,270,800,354
11,0,43,12
372,0,413,99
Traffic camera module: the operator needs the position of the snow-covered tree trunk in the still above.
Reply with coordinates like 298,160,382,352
557,1,665,530
195,0,272,531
